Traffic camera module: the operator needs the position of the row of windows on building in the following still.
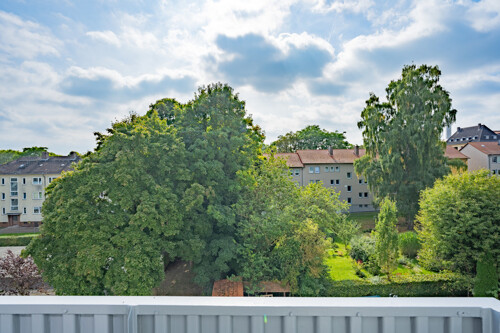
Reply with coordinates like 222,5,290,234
308,179,368,187
2,192,43,200
448,135,498,143
1,205,41,215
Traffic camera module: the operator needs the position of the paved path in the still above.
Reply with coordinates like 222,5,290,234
0,225,39,234
0,246,26,257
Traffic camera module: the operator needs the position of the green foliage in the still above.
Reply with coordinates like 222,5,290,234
271,125,350,152
0,235,37,247
327,273,470,297
349,235,375,263
333,215,360,248
398,231,421,258
374,198,399,277
354,64,456,226
235,155,348,295
417,170,500,275
473,253,498,298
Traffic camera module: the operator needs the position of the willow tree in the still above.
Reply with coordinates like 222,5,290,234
354,65,456,228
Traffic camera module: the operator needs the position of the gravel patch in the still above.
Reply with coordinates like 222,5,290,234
0,246,26,257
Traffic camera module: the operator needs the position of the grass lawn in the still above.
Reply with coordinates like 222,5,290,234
325,244,365,281
348,212,378,230
0,233,39,238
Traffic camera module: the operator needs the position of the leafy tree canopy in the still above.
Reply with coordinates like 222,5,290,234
271,125,350,152
354,64,457,226
235,155,348,295
417,170,500,276
374,197,399,278
27,83,265,295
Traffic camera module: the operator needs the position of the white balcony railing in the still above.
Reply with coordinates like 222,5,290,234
0,297,498,333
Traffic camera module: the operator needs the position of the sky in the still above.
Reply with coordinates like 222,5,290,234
0,0,499,155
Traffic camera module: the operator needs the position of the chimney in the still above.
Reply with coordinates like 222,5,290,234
41,152,49,160
69,151,77,160
457,127,461,132
354,145,359,156
478,123,482,128
328,146,333,156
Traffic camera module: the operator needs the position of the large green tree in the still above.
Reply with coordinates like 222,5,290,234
354,65,456,227
417,170,500,278
235,155,348,295
271,125,350,152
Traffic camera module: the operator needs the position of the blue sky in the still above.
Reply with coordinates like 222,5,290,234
1,0,499,154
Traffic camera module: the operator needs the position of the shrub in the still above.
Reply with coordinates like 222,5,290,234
0,235,37,247
327,273,470,297
399,232,420,258
473,253,498,298
0,250,43,295
349,235,375,263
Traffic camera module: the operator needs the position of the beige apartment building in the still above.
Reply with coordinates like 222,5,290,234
459,141,500,175
277,147,374,213
0,152,80,226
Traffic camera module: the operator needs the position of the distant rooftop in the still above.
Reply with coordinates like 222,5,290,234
0,152,80,175
461,141,500,155
447,123,498,145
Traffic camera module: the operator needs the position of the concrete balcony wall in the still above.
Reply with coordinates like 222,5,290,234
0,297,499,333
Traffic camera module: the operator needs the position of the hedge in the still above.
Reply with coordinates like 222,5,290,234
0,235,38,247
327,273,471,297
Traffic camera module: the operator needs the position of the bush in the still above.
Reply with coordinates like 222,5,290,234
327,273,470,297
399,232,420,258
349,235,375,262
473,253,498,298
0,250,43,295
0,235,37,247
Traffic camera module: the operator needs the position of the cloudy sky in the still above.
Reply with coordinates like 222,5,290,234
1,0,499,154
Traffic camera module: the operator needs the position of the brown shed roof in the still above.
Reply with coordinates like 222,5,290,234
444,146,469,159
462,141,500,155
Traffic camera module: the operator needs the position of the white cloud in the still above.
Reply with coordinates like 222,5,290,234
311,0,375,14
86,30,121,47
466,0,500,32
0,11,62,60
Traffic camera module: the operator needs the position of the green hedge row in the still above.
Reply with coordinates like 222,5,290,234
0,235,38,247
327,273,471,297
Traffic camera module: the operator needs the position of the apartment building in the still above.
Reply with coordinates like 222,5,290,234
447,123,498,149
277,147,374,213
459,141,500,175
0,152,80,226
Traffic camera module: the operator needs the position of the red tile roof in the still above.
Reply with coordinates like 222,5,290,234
462,141,500,155
274,153,304,167
444,146,469,159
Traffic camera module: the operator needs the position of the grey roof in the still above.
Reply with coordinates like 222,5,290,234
447,123,498,145
0,153,80,175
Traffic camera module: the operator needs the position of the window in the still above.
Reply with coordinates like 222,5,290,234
1,178,4,185
10,178,18,197
324,167,329,172
494,135,497,139
11,199,18,211
336,179,340,185
485,135,490,139
315,166,320,174
347,185,351,192
330,180,334,185
309,167,314,174
347,172,352,179
33,207,42,214
2,208,5,215
294,169,300,176
359,179,363,184
1,193,4,200
335,166,340,172
364,192,368,197
23,192,26,200
493,156,498,163
359,205,363,208
33,177,42,185
22,178,26,185
48,177,57,183
347,198,351,204
23,207,26,214
364,204,369,208
358,192,363,198
364,180,368,184
33,192,43,200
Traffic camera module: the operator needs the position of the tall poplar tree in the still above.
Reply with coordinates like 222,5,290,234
354,64,456,228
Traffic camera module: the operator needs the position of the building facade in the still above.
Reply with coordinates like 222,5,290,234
0,152,80,226
459,141,500,175
277,147,374,213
